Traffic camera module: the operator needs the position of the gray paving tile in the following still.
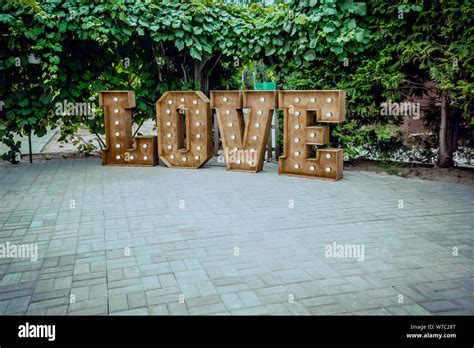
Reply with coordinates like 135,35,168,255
0,158,472,316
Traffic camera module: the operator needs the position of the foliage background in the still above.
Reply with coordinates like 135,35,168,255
0,0,472,165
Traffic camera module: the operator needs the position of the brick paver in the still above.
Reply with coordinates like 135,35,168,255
0,158,473,315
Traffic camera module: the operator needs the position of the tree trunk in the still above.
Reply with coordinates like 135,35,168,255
194,60,201,91
204,72,209,97
194,58,208,92
437,90,454,167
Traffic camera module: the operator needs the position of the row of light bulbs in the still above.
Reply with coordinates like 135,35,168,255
167,98,199,105
220,95,334,104
291,110,333,118
292,163,332,172
112,94,334,108
290,152,333,172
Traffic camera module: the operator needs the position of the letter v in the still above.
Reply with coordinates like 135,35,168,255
211,90,276,172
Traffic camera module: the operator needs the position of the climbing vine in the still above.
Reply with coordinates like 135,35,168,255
0,0,471,166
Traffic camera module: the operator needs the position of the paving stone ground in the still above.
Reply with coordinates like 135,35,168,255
0,158,473,315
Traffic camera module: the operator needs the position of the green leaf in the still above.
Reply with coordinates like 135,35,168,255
0,14,15,25
323,26,335,33
138,19,149,28
347,19,356,30
175,39,184,51
59,21,67,33
265,46,276,56
352,3,367,16
5,56,16,68
19,99,30,107
190,47,201,60
330,45,344,54
354,29,365,43
273,37,283,46
303,50,316,61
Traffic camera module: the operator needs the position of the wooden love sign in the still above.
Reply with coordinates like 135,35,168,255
99,91,158,166
278,90,345,180
156,91,213,168
99,90,346,180
211,90,277,172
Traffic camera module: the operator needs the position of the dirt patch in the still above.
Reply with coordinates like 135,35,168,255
345,159,474,186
